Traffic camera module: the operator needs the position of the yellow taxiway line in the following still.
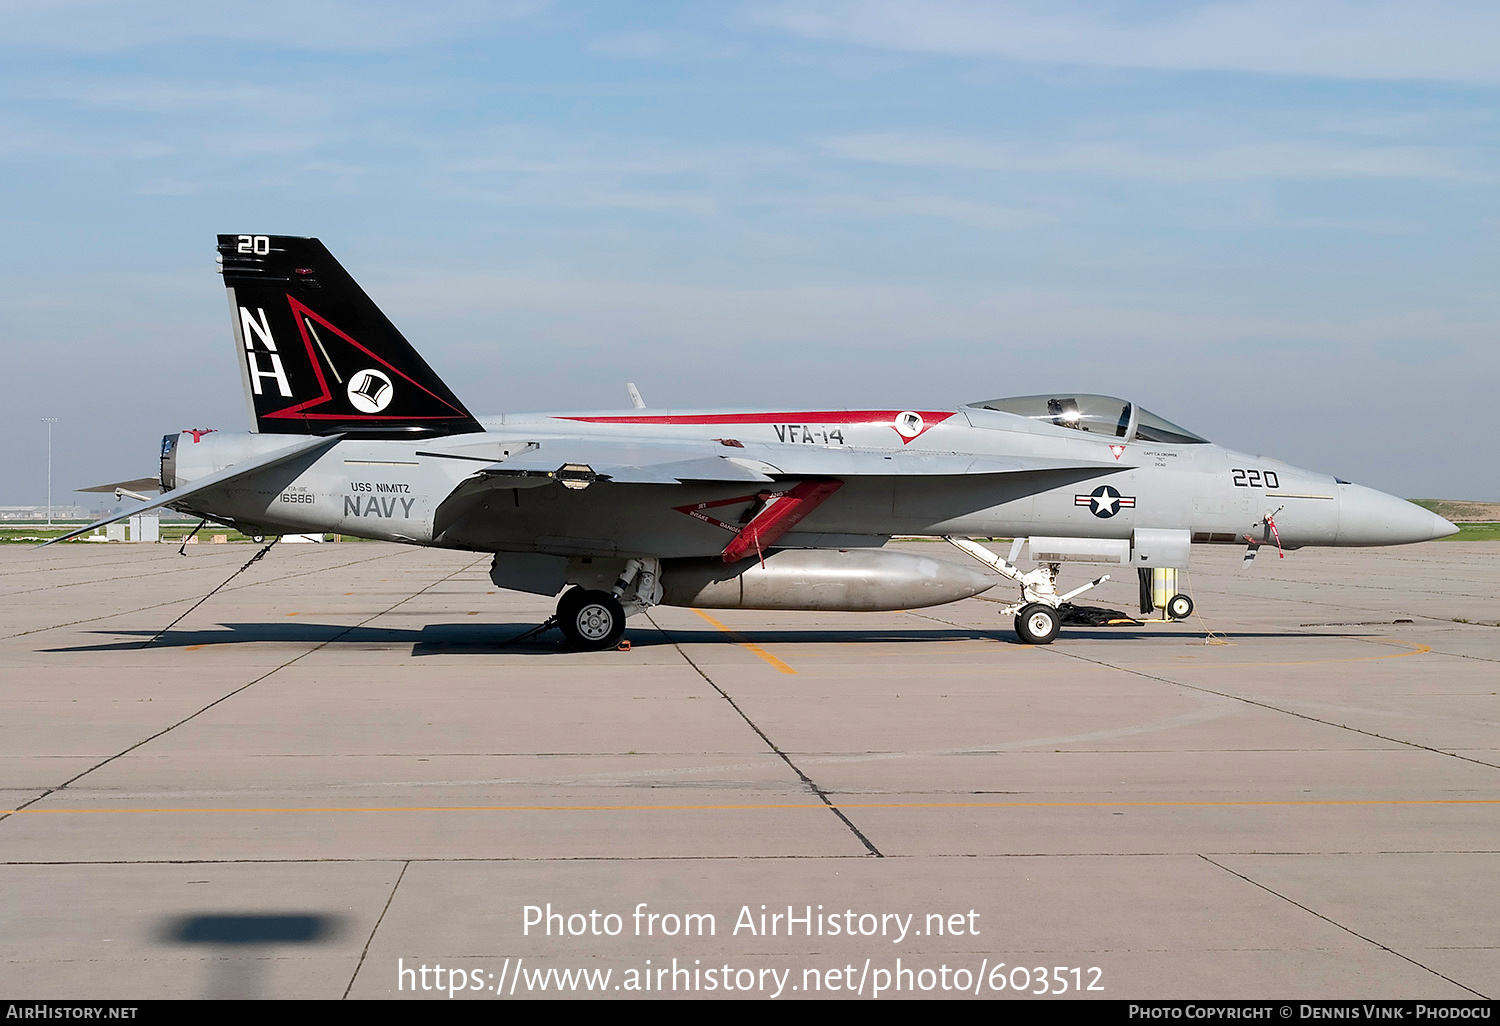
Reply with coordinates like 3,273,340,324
690,609,797,674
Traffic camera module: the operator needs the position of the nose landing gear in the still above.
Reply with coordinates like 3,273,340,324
944,536,1109,645
946,537,1197,643
1014,603,1062,645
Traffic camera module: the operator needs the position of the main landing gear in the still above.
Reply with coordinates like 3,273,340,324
556,588,626,650
553,557,662,651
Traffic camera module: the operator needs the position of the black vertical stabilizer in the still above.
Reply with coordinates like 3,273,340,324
216,234,481,438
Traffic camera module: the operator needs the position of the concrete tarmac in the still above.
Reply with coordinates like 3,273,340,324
0,540,1496,1000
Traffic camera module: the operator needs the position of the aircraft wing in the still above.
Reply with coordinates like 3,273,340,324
41,434,342,546
422,436,1132,486
76,477,163,494
419,438,778,485
428,435,1132,548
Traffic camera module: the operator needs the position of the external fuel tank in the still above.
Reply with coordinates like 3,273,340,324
659,548,996,611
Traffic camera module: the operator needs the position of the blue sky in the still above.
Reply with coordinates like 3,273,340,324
2,0,1496,503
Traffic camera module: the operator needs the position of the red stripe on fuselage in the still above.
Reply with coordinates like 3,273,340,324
558,411,952,425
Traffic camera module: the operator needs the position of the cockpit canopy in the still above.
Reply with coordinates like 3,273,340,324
966,394,1208,444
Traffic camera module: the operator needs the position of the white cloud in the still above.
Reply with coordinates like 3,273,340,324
587,31,670,60
444,140,798,178
824,132,1494,183
0,119,176,160
443,182,722,216
53,83,336,120
203,131,323,157
133,177,203,196
372,271,1496,356
753,0,1500,86
746,191,1051,230
435,134,1061,226
586,28,743,63
0,0,551,52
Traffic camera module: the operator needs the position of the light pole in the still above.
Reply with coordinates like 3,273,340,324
41,418,57,526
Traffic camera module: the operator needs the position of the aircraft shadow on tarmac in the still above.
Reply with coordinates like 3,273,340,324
160,913,343,1000
48,621,1361,656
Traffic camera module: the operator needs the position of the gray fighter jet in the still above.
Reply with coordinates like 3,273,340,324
57,235,1458,649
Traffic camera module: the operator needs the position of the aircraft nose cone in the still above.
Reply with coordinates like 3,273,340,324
1337,485,1459,545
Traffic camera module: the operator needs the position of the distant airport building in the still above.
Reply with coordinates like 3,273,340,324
0,505,88,520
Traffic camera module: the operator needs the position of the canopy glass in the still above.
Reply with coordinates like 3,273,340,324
966,394,1208,444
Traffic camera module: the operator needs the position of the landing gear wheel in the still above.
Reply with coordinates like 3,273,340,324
558,589,626,651
1166,593,1194,620
1014,603,1061,645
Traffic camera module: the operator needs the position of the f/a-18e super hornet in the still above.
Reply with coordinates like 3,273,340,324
57,234,1458,649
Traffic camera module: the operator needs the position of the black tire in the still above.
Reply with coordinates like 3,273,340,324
1166,593,1194,620
558,589,626,650
251,535,265,543
555,585,585,621
1014,603,1061,645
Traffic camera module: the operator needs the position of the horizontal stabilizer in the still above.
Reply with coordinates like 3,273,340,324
77,477,162,494
42,435,341,546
